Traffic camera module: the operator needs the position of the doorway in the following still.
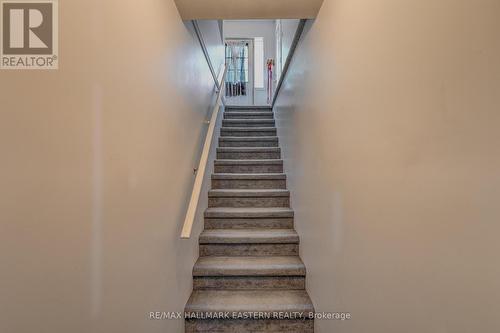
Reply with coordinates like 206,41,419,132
224,39,254,106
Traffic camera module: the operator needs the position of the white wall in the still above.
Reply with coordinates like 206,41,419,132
0,1,223,332
280,20,299,62
275,0,500,332
224,20,277,105
197,20,225,75
276,19,300,80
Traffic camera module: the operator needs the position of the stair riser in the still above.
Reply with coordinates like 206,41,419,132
224,113,274,120
221,129,277,137
212,179,286,190
193,276,305,290
200,244,299,257
219,140,278,148
186,319,313,333
217,151,281,160
205,218,294,229
208,197,290,208
223,120,275,128
214,164,283,174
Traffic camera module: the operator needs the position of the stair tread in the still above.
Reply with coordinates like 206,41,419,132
199,228,299,244
225,106,272,111
222,118,273,119
221,127,276,131
185,289,314,314
215,159,282,165
205,207,294,218
224,112,273,115
224,118,274,123
219,136,278,141
217,147,280,152
223,123,274,127
217,147,281,153
209,189,290,197
212,173,286,180
193,256,305,276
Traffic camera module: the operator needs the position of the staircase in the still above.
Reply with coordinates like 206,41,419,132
185,106,314,333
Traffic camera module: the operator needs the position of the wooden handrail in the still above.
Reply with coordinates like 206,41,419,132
181,65,227,239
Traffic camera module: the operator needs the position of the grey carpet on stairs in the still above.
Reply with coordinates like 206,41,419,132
185,106,314,333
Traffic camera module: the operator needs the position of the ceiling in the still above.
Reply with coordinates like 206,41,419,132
174,0,324,20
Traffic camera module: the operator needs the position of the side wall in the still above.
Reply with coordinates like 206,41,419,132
275,0,500,332
0,1,223,332
275,19,300,81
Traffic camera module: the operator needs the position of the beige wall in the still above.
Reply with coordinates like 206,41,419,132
0,1,223,332
275,0,500,332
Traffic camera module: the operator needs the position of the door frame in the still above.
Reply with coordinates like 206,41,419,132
225,38,255,105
